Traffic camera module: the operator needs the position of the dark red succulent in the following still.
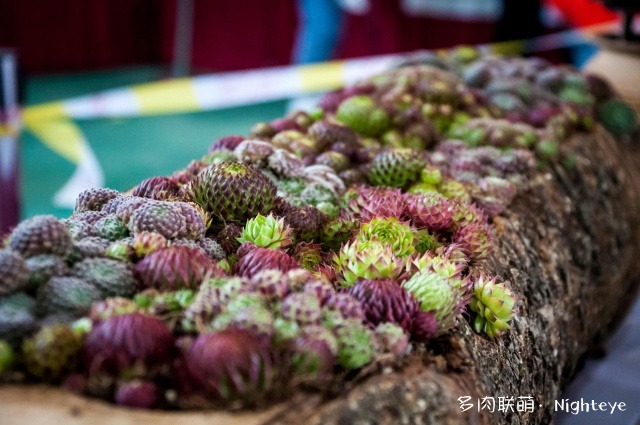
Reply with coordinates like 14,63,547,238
209,135,245,152
235,247,299,279
132,176,182,201
83,313,175,379
411,311,438,342
115,380,159,409
134,245,224,291
347,279,419,333
348,186,406,223
178,329,276,405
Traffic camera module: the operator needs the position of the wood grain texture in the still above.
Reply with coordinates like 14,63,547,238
1,127,639,424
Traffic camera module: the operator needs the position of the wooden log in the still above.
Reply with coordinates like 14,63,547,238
1,127,639,424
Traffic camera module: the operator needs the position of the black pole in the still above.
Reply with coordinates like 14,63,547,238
0,49,21,237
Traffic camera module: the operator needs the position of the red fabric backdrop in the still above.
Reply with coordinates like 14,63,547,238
0,0,499,74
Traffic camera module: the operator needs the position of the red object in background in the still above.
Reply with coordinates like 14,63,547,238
0,0,499,75
0,0,165,74
546,0,618,27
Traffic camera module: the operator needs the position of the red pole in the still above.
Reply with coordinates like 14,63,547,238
0,49,21,237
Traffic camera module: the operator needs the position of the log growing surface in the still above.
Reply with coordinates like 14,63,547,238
1,127,639,424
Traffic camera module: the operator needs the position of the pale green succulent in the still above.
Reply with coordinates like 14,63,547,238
469,276,516,338
401,269,460,332
237,213,293,249
334,240,404,288
357,217,415,258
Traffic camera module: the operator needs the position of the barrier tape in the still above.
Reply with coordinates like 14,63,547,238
20,23,614,209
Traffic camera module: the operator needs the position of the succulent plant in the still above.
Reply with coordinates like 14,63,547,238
135,245,223,291
90,297,140,320
302,279,335,305
235,247,299,279
188,162,277,224
403,192,455,233
401,270,460,333
347,186,406,223
357,217,415,258
412,229,441,254
366,149,424,189
292,242,324,271
336,96,390,137
334,240,404,287
281,292,323,326
374,322,409,355
8,215,72,258
209,135,245,152
113,196,152,225
597,98,637,137
347,278,418,332
250,270,291,301
92,215,129,241
237,214,293,249
215,222,243,255
178,329,275,405
0,340,15,374
335,319,375,369
308,120,358,149
74,188,119,213
324,292,366,321
22,324,83,381
128,201,186,240
210,305,275,338
72,258,137,298
37,276,104,317
105,239,135,261
0,293,38,346
24,254,69,288
131,176,181,201
132,231,168,258
197,237,226,261
469,276,516,338
115,380,159,409
0,250,29,295
411,310,438,342
452,222,493,261
83,313,175,380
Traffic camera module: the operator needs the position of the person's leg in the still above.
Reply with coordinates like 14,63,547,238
293,0,344,64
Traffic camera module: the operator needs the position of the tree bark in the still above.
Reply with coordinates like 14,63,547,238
1,127,639,424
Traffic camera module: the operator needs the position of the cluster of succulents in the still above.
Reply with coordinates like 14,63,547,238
0,46,636,410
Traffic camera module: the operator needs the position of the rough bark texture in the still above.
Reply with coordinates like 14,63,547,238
1,128,639,424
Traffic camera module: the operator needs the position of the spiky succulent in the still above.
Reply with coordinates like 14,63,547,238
250,270,291,301
237,214,293,249
72,258,137,298
357,217,415,258
215,222,243,254
132,231,168,258
188,162,277,224
129,201,186,240
113,196,151,225
366,149,424,188
8,215,72,258
0,293,38,346
115,380,159,409
74,187,119,213
336,96,390,137
131,176,181,201
22,324,83,381
453,222,493,261
469,276,516,338
36,276,103,317
401,270,461,333
135,246,223,291
335,319,375,369
281,292,323,326
178,330,275,406
93,215,129,241
25,254,69,288
235,247,299,279
347,279,418,332
83,313,175,379
292,242,324,271
334,240,404,287
347,186,406,223
211,304,275,338
0,250,29,295
374,322,409,355
403,193,455,233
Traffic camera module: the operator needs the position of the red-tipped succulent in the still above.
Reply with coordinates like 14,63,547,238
135,246,224,291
